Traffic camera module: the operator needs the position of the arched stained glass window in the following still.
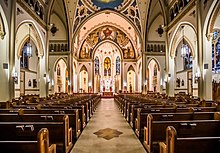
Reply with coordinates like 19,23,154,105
116,56,120,75
104,57,111,76
95,56,99,75
212,29,220,72
57,64,61,76
20,42,29,69
154,65,157,76
183,44,192,70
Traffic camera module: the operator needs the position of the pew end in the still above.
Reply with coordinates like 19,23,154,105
143,114,153,153
159,142,166,153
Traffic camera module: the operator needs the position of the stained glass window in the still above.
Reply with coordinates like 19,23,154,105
183,45,192,70
116,56,120,75
212,29,220,72
154,65,157,76
20,42,29,69
95,56,99,75
57,64,61,76
104,57,111,76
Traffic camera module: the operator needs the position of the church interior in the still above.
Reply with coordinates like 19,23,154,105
0,0,220,153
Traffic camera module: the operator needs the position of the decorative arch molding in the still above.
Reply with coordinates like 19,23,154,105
128,65,135,72
173,35,195,59
72,10,143,55
0,13,6,40
146,57,161,72
91,40,124,60
53,57,68,72
158,0,168,26
204,0,220,39
80,65,88,72
76,22,139,57
169,22,197,58
16,21,45,57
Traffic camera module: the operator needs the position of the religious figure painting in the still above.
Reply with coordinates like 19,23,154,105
123,45,135,59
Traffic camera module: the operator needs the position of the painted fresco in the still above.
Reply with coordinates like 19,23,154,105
91,0,124,10
79,26,135,59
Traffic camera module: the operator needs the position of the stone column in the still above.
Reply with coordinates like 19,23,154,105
142,53,146,93
168,57,175,97
196,0,204,99
8,0,16,101
68,54,73,94
202,34,213,100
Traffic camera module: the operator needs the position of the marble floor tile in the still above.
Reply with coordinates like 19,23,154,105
70,98,147,153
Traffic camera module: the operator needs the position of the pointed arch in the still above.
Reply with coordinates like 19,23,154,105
169,22,197,58
53,57,68,71
0,13,6,39
16,21,45,57
80,65,88,72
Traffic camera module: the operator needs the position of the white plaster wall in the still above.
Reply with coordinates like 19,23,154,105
0,8,9,101
49,13,67,40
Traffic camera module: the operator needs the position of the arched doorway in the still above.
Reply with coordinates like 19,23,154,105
54,59,67,93
147,59,160,92
127,66,135,93
79,65,88,93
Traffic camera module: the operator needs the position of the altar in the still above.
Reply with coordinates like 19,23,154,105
102,92,114,98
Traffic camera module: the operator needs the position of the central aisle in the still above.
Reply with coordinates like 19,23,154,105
71,98,147,153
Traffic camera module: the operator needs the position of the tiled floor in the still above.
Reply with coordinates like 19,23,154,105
71,98,147,153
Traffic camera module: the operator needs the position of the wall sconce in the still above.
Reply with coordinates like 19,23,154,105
12,71,18,84
194,72,200,83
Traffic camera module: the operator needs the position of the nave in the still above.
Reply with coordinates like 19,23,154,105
71,98,147,153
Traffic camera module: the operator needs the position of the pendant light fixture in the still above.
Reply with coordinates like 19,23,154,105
181,26,187,58
26,24,32,57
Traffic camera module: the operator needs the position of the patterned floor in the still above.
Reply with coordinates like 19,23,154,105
71,98,147,153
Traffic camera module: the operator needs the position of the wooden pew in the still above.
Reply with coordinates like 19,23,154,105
0,117,72,153
0,108,83,135
143,112,220,153
135,106,218,139
0,113,80,140
0,128,56,153
159,126,220,153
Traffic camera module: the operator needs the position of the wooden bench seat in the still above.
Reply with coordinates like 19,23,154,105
0,108,85,132
0,115,72,153
159,126,220,153
0,113,80,140
143,113,220,153
135,106,218,139
0,128,56,153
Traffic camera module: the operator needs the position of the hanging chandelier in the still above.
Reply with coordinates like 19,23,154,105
181,26,187,58
26,24,32,57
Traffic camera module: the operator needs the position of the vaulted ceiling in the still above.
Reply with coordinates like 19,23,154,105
49,0,167,58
